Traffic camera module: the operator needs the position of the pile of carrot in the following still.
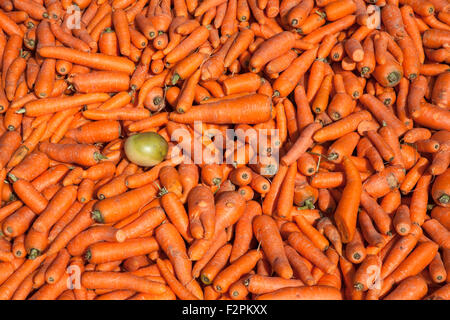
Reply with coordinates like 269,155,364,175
0,0,449,301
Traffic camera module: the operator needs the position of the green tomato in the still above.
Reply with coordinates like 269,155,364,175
124,132,168,167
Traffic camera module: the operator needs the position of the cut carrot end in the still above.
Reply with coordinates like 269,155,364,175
91,210,104,223
438,194,449,205
28,248,41,260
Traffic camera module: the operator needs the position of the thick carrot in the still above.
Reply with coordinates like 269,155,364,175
186,185,215,240
81,271,167,294
37,46,135,74
85,237,159,264
256,286,343,300
411,173,432,225
200,244,233,285
245,274,304,294
353,254,382,291
69,71,130,93
0,131,21,169
384,275,428,300
39,142,104,167
275,163,296,220
9,176,48,214
92,183,158,224
425,283,450,300
422,219,450,249
345,228,366,264
165,25,210,65
169,93,272,124
431,168,450,207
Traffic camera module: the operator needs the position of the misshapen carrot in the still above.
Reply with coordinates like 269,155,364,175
253,215,293,279
249,31,297,71
230,200,261,262
288,231,335,274
155,223,203,299
333,156,362,243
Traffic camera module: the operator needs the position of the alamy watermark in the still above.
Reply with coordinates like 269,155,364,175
64,5,82,30
366,5,381,30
